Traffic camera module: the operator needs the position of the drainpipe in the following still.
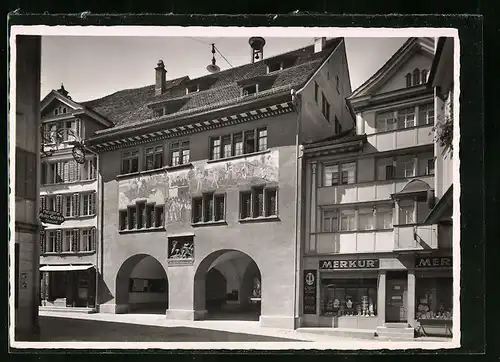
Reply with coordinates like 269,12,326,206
290,88,303,329
84,146,100,312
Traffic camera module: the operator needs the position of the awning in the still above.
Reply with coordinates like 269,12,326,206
40,264,95,272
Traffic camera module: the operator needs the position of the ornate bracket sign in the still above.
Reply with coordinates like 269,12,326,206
319,259,379,270
41,125,87,163
167,235,194,266
39,209,65,225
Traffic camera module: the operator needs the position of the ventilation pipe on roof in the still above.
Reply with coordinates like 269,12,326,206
314,37,327,53
155,60,167,96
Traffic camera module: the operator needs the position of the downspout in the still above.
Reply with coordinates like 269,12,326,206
291,88,303,329
84,146,100,312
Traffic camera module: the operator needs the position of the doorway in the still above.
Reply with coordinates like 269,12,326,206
385,273,408,323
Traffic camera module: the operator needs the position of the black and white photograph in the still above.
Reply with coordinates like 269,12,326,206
9,25,461,350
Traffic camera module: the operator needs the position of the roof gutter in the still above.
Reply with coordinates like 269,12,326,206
290,38,343,328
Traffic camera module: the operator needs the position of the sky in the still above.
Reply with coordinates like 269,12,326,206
40,36,408,103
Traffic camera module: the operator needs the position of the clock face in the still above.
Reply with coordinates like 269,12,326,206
72,145,86,164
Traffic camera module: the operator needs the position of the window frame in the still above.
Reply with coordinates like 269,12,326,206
144,144,164,171
375,111,397,132
46,231,56,253
80,228,94,252
210,127,268,161
321,205,394,233
418,103,435,126
191,193,226,224
239,186,278,220
322,161,357,187
242,84,258,96
81,192,95,216
169,140,190,167
120,149,140,175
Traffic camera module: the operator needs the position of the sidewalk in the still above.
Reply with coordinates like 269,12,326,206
38,310,455,346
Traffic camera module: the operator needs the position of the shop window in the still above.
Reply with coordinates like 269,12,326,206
144,145,164,170
323,161,356,186
320,279,377,316
170,140,190,166
415,277,453,321
418,103,435,126
239,187,278,220
120,149,139,174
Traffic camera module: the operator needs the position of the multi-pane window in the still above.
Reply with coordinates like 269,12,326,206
403,160,415,178
322,210,339,232
323,162,356,187
42,158,95,185
120,150,139,174
63,230,76,252
240,187,278,219
397,107,416,129
170,141,190,166
322,92,330,121
210,128,268,160
399,200,415,225
46,196,56,211
340,209,356,231
192,193,226,223
81,157,97,181
144,145,164,170
418,103,435,125
46,231,56,253
377,154,433,180
81,193,95,216
376,206,393,229
128,206,137,229
120,203,164,230
322,205,394,232
80,229,93,252
426,159,435,176
375,111,397,132
358,208,374,230
64,195,73,217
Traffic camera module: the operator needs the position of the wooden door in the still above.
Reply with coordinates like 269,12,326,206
386,279,407,322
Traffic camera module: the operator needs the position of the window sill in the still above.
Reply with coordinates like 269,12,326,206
41,178,97,187
207,149,270,164
238,215,280,223
119,226,166,234
116,163,193,180
191,220,227,227
42,251,96,256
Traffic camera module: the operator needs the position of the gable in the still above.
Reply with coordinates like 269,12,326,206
373,50,434,95
41,98,79,119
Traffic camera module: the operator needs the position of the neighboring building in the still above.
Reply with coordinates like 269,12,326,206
299,37,453,339
85,37,353,329
38,86,112,312
14,35,42,341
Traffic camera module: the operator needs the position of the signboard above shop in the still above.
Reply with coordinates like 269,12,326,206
319,259,379,270
39,209,65,225
415,256,452,268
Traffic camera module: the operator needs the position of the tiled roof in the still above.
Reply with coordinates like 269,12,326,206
82,38,343,135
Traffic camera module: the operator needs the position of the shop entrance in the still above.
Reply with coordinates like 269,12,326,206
194,249,261,321
385,272,408,323
115,254,168,314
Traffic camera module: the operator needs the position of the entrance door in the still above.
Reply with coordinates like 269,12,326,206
386,279,407,322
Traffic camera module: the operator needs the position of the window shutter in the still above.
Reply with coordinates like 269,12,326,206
91,227,96,251
72,193,80,216
40,195,46,211
72,229,79,252
55,195,62,213
91,192,97,215
55,229,62,253
40,229,46,254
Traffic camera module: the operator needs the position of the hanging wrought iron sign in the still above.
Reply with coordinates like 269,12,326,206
72,144,86,164
41,124,87,163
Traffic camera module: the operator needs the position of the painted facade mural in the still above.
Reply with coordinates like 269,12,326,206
118,150,279,224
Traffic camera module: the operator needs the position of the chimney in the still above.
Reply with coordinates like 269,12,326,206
155,60,167,96
314,37,327,53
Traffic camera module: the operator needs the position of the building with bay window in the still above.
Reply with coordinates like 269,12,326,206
299,37,453,339
38,86,112,312
84,37,353,328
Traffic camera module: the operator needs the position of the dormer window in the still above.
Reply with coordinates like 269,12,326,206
421,69,428,83
242,84,258,96
62,107,67,114
154,108,165,118
405,73,412,87
267,62,282,73
186,84,199,94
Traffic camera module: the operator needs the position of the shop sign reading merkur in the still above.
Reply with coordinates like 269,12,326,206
39,209,65,225
319,259,379,270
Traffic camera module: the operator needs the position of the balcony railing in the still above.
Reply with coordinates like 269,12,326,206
394,224,438,251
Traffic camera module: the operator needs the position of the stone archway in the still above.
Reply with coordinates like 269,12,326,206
194,249,262,321
115,254,168,314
